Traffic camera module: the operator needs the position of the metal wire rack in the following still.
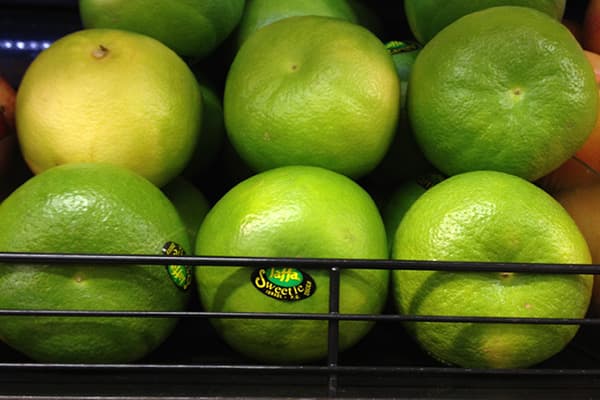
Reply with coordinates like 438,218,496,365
1,252,600,398
1,1,599,397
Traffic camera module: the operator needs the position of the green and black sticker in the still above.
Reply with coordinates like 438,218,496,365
385,40,421,55
162,241,192,290
251,267,316,302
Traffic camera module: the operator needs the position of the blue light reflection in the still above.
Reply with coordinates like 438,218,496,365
1,39,51,53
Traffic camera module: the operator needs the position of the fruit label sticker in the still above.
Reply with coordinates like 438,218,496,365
251,267,316,301
162,241,192,290
386,40,421,55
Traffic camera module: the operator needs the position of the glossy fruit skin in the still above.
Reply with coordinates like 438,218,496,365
79,0,246,59
15,28,203,187
392,170,592,368
0,163,191,363
194,165,389,363
405,0,566,44
224,15,400,179
408,6,598,182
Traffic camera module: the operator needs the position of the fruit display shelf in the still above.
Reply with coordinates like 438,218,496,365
2,1,600,399
1,252,600,399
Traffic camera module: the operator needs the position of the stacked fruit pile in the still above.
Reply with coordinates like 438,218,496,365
0,0,599,370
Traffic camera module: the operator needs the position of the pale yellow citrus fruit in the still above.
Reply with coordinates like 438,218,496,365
15,28,203,187
79,0,246,59
392,170,593,368
0,163,192,363
224,15,400,178
194,165,389,363
407,6,598,181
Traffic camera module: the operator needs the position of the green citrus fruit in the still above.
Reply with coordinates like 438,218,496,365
405,0,566,44
15,28,203,188
361,40,433,189
162,176,211,246
224,15,400,179
194,165,389,363
382,172,445,255
0,163,192,363
391,170,593,369
408,6,598,182
79,0,246,59
183,81,226,179
234,0,358,49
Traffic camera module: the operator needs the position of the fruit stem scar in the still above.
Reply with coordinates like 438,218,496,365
92,44,109,59
499,272,512,278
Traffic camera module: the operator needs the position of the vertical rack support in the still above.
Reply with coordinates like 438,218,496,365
327,266,340,397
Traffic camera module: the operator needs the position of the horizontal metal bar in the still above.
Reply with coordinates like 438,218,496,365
0,309,597,325
0,252,599,274
0,362,599,377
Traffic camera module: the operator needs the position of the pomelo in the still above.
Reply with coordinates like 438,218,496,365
79,0,246,59
224,15,400,179
15,28,203,187
0,163,192,363
408,6,598,182
392,170,592,368
194,165,389,363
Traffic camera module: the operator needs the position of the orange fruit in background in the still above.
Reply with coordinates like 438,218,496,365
554,184,600,317
0,163,191,363
224,15,400,179
408,6,598,182
194,165,389,363
15,28,203,188
392,170,593,369
0,76,17,195
79,0,246,59
405,0,566,44
583,0,600,54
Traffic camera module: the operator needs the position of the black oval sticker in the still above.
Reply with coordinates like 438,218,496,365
251,267,316,302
